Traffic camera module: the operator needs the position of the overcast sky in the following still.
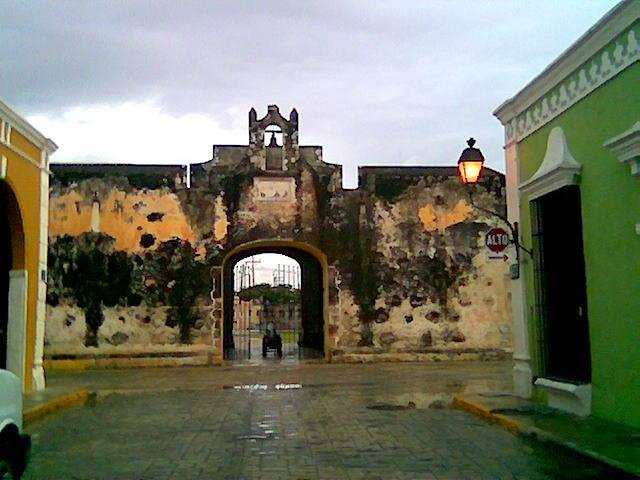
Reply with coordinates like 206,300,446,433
235,254,300,290
1,1,617,187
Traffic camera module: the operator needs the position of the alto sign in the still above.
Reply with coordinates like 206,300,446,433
485,227,510,261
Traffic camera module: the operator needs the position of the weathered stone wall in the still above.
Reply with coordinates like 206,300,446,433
46,105,512,365
46,304,213,350
326,168,512,361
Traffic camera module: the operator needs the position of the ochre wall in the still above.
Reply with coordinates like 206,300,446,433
50,187,198,252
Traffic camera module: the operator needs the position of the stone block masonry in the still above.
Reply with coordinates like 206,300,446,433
45,105,512,366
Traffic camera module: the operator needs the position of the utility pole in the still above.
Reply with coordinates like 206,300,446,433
244,256,261,288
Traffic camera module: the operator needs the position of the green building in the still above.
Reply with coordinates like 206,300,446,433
494,0,639,429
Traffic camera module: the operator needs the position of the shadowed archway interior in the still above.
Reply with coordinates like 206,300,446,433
223,246,324,361
1,182,15,368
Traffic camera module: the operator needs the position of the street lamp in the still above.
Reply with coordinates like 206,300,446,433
457,138,485,184
457,138,532,276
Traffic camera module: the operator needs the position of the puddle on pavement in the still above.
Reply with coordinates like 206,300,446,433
479,391,516,398
236,434,273,440
491,406,542,415
367,402,417,411
222,383,303,391
370,391,454,410
219,381,506,413
237,415,282,459
221,381,375,391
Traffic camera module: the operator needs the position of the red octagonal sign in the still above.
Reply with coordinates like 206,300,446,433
485,227,510,253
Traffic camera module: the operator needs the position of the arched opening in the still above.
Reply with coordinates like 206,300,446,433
0,180,25,370
264,125,285,171
222,242,326,363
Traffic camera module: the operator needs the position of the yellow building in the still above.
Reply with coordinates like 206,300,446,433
0,98,56,392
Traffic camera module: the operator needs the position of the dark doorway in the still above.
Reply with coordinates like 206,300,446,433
0,182,12,369
532,185,591,383
222,246,324,362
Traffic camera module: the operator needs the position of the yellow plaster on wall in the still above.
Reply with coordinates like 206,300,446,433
418,200,473,232
213,196,228,241
50,188,198,252
370,185,511,353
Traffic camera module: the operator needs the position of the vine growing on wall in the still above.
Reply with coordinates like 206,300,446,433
48,234,212,346
47,233,136,347
137,238,211,343
154,239,205,344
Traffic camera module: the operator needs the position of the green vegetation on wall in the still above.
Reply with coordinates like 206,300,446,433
47,234,212,346
155,239,205,344
47,233,137,347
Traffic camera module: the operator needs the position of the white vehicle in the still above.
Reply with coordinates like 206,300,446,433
0,370,30,479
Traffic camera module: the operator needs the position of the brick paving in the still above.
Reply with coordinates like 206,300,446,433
23,362,628,479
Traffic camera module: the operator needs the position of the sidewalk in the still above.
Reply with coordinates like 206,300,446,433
454,392,640,477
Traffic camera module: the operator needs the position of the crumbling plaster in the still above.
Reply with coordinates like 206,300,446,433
45,106,512,365
50,184,198,252
45,304,213,351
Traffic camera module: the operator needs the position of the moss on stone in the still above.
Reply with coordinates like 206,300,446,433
373,176,415,201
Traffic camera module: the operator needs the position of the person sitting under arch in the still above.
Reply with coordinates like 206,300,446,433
262,322,283,358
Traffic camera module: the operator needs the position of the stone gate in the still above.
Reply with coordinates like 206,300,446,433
45,105,513,368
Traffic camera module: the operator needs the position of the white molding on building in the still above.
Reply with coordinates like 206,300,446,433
494,1,640,143
604,121,640,175
33,151,50,391
520,127,582,200
0,97,57,155
534,377,592,416
604,121,640,235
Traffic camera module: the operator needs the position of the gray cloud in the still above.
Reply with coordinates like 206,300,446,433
0,0,616,185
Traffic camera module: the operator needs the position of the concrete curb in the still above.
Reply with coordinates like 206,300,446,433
453,394,640,478
23,389,91,426
452,395,521,433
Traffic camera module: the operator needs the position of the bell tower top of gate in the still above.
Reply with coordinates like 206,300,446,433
207,106,328,176
248,105,300,171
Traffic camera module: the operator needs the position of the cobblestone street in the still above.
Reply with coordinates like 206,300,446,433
24,362,628,480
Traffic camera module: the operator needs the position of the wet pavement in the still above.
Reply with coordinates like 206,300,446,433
23,361,632,479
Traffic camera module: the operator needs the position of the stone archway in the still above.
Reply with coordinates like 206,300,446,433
220,240,328,363
0,180,26,374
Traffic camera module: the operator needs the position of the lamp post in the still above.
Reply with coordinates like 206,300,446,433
457,138,532,276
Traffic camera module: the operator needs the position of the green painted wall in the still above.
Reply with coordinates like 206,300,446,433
517,63,640,428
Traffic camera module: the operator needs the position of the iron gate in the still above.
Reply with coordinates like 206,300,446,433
223,325,323,361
